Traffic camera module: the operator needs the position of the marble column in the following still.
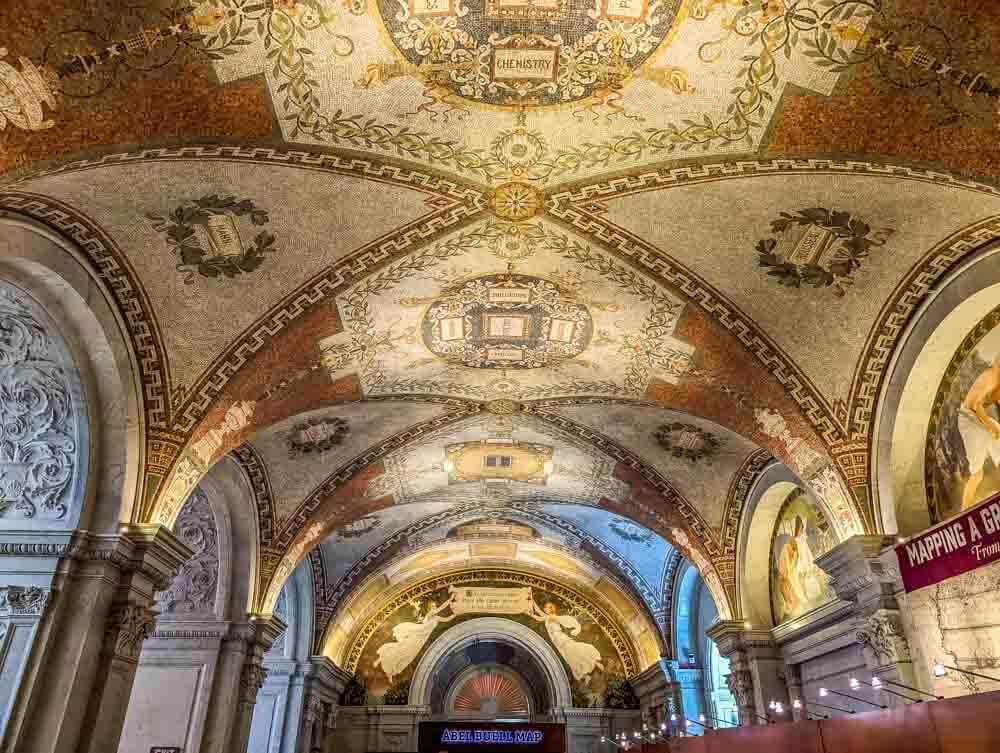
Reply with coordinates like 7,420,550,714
202,616,286,753
783,663,806,721
630,660,675,738
817,535,918,705
707,621,788,726
1,524,190,753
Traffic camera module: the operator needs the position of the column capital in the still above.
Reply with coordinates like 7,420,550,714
816,534,899,613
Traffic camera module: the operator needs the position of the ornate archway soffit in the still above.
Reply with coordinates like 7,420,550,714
9,152,1000,533
246,400,718,610
308,502,665,654
342,568,638,678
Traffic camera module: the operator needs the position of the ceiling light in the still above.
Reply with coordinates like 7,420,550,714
819,688,829,697
849,678,860,690
793,699,803,710
543,460,554,474
871,677,883,688
443,459,455,472
933,663,947,678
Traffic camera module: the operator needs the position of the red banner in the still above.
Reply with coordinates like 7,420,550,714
896,493,1000,592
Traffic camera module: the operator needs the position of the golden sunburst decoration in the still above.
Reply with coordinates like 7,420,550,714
452,670,528,714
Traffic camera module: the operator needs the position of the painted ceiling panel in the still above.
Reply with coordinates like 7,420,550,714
316,501,455,593
21,160,433,389
550,404,759,531
602,173,1000,405
246,401,449,526
320,216,693,403
542,503,673,597
365,413,629,507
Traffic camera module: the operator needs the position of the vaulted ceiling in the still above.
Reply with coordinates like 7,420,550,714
3,0,1000,626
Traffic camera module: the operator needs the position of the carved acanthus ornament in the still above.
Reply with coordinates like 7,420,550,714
0,284,77,520
238,661,269,708
105,604,155,662
155,489,219,615
856,611,911,667
725,668,754,711
0,585,49,615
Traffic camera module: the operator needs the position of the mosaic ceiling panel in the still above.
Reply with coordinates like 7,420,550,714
320,216,694,402
601,172,1000,407
548,404,758,531
363,412,630,508
246,401,449,526
540,503,673,598
19,160,436,390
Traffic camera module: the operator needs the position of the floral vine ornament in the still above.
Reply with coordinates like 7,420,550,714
147,195,277,284
756,208,894,296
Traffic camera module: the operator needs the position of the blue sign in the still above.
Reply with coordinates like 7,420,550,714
441,729,544,745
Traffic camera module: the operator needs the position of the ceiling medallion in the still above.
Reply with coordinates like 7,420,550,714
373,0,683,109
421,273,593,369
489,182,544,221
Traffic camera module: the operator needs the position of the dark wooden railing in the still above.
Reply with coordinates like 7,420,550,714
643,691,1000,753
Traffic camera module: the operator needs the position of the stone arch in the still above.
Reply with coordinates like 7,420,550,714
0,216,141,531
198,455,262,618
410,617,573,710
735,463,841,629
873,242,1000,536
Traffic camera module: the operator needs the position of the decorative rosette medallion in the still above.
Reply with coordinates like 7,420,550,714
374,0,682,108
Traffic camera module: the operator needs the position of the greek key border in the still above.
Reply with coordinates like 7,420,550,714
7,145,488,206
847,219,1000,443
0,192,170,428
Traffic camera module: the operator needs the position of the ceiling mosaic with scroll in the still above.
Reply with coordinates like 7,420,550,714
320,216,694,401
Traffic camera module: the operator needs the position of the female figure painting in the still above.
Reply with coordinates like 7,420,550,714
770,490,835,624
374,597,456,684
530,600,604,683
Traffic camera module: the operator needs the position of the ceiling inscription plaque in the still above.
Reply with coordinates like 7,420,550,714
421,274,593,369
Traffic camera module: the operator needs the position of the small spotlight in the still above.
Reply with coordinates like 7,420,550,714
792,699,803,710
443,459,456,472
601,737,607,743
849,677,860,690
871,677,883,689
699,714,706,723
819,688,829,697
543,460,554,474
670,713,678,722
768,700,776,711
775,703,784,714
934,663,947,678
897,537,905,544
633,732,641,739
659,723,667,732
743,621,752,630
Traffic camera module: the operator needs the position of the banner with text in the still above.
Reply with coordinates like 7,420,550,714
896,493,1000,592
448,586,534,615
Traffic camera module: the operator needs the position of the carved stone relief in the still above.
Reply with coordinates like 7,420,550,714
155,488,219,616
856,610,911,668
238,661,269,708
269,587,288,655
105,604,155,662
0,585,49,616
0,283,78,521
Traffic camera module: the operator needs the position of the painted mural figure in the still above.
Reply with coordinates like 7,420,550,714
770,490,835,624
529,601,604,683
374,597,456,684
958,353,1000,510
775,516,822,617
